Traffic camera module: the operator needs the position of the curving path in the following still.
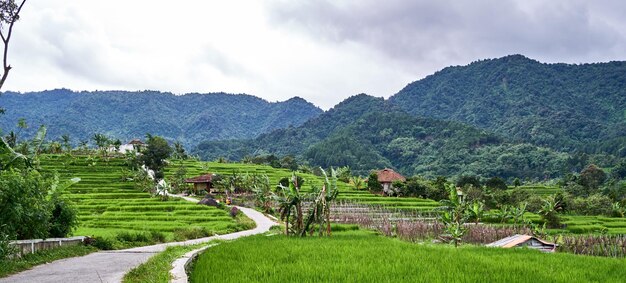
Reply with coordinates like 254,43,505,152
0,206,277,283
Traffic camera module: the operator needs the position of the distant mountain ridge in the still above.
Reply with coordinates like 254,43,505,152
193,94,572,179
390,54,626,156
193,55,626,179
0,89,323,146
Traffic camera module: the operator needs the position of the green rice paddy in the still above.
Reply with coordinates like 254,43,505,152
190,229,626,282
39,155,249,240
165,160,440,212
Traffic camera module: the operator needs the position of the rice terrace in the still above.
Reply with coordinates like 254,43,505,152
2,1,626,282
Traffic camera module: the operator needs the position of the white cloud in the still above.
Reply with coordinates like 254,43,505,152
4,0,626,109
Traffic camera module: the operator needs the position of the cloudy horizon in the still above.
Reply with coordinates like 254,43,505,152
5,0,626,109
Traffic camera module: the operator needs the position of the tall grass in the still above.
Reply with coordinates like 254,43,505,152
190,231,626,282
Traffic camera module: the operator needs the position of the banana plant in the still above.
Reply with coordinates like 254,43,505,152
436,184,468,247
467,201,484,225
274,173,305,235
1,125,46,170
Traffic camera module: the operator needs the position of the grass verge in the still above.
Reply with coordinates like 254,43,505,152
123,243,207,283
0,244,98,278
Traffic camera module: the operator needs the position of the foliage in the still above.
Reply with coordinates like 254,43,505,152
194,94,576,180
437,184,469,247
139,134,172,180
485,176,508,190
252,175,273,213
366,172,382,193
166,161,188,194
538,196,562,228
123,243,205,283
390,55,626,158
0,169,52,240
350,176,364,190
301,168,339,236
579,164,607,191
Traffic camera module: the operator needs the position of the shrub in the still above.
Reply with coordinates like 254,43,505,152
367,172,382,193
48,199,78,238
0,169,52,240
571,194,613,216
89,237,115,250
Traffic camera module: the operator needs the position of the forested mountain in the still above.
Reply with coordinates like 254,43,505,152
0,89,322,146
389,55,626,157
193,94,572,180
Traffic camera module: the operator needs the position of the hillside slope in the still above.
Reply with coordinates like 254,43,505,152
0,89,322,146
389,55,626,156
193,94,571,179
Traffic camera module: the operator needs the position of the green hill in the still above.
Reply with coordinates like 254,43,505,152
0,89,322,147
389,55,626,157
193,94,571,179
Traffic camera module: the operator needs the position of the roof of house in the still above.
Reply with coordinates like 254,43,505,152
486,234,557,251
376,168,406,183
185,174,214,183
128,139,145,145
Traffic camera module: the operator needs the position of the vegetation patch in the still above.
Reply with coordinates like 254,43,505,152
190,231,626,283
123,243,206,283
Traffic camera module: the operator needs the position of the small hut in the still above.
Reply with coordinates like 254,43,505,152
376,168,406,195
486,234,557,252
185,174,214,194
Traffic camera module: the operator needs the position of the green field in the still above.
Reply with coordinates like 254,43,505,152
164,160,440,212
190,229,626,282
512,185,562,196
40,155,250,240
561,215,626,234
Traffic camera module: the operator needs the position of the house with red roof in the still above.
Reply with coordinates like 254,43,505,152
375,168,406,195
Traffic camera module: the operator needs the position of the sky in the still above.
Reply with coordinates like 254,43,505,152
5,0,626,109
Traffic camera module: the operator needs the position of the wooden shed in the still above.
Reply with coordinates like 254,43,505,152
185,174,214,194
486,234,557,252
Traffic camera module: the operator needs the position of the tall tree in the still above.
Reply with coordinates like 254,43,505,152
139,134,172,180
0,0,26,91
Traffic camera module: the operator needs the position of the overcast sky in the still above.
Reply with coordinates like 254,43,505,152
5,0,626,109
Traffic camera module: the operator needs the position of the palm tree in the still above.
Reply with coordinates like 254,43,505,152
61,134,71,153
92,133,110,156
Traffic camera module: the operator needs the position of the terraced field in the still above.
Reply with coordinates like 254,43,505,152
164,160,440,212
39,155,249,239
512,185,561,196
561,215,626,234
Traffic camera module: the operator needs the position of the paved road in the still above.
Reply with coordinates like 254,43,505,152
0,206,277,283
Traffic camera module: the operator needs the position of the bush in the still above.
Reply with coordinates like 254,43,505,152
0,233,15,260
48,199,78,238
89,237,115,250
571,194,613,216
0,169,52,240
367,172,382,193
